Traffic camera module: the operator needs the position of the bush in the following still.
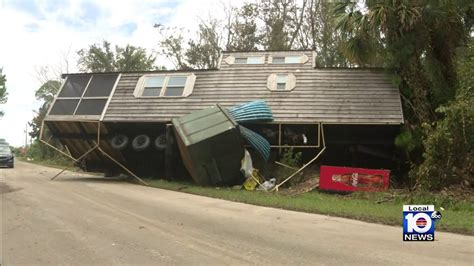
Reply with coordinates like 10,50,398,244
273,147,303,187
26,140,72,166
414,97,474,190
413,41,474,190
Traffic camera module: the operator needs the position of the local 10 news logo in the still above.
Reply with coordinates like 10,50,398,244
403,205,442,241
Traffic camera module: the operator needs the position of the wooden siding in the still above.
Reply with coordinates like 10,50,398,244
103,66,403,124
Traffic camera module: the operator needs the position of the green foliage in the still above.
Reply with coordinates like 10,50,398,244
26,140,72,166
334,1,473,191
415,42,474,190
227,3,261,51
415,98,474,190
28,79,61,140
35,80,61,104
395,127,422,153
27,79,70,163
258,0,309,50
334,0,471,123
29,103,49,140
158,20,221,70
280,147,302,168
273,147,303,187
186,21,222,69
157,29,190,70
157,1,349,68
292,0,349,67
77,41,157,72
0,68,7,116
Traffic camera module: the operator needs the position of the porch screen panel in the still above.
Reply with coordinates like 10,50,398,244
49,74,119,117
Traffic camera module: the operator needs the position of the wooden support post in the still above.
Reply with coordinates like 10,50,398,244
164,124,174,180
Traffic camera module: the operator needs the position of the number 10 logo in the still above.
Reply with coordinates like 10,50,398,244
403,205,438,241
405,213,432,233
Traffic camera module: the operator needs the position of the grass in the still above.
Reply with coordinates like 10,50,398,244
16,157,474,235
16,157,103,176
143,179,474,235
17,156,74,169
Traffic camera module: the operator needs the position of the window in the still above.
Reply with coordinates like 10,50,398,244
234,57,247,64
276,75,287,90
75,99,108,115
83,75,118,97
142,76,164,96
272,57,285,64
270,55,308,64
224,56,265,65
247,57,264,64
267,73,296,91
164,76,186,96
134,74,196,98
285,56,301,63
49,99,80,115
49,74,119,117
58,75,90,97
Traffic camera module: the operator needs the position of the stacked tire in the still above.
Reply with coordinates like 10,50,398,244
110,134,172,151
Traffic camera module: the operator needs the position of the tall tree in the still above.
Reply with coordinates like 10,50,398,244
77,41,157,72
334,0,472,124
186,19,222,69
227,3,261,51
0,68,7,117
156,25,190,70
259,0,307,50
158,18,223,70
29,80,61,140
334,0,473,188
298,0,349,66
415,41,474,189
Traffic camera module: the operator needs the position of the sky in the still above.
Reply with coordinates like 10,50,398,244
0,0,235,147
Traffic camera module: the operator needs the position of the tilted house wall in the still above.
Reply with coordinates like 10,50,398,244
103,51,403,124
42,50,404,173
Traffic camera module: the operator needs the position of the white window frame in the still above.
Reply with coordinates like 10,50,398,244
267,73,296,91
133,73,196,98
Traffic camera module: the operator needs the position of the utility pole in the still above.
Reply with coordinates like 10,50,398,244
24,123,28,148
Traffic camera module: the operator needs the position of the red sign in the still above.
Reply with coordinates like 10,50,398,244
319,165,389,192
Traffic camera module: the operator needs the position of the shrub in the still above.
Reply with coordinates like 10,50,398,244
413,41,474,190
414,97,474,190
273,147,303,187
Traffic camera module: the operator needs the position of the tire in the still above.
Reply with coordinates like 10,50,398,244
154,134,167,150
132,134,151,151
110,134,129,150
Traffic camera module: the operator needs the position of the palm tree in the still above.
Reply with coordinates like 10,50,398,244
333,0,472,124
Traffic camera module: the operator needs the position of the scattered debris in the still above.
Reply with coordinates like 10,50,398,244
172,105,245,186
241,149,264,191
243,170,265,191
279,177,319,196
257,178,276,191
172,101,273,186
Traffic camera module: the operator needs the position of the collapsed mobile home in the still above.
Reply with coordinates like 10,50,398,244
41,50,403,182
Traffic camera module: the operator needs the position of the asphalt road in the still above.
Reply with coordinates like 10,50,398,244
1,161,473,265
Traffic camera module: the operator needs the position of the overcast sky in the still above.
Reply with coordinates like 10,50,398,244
0,0,235,146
